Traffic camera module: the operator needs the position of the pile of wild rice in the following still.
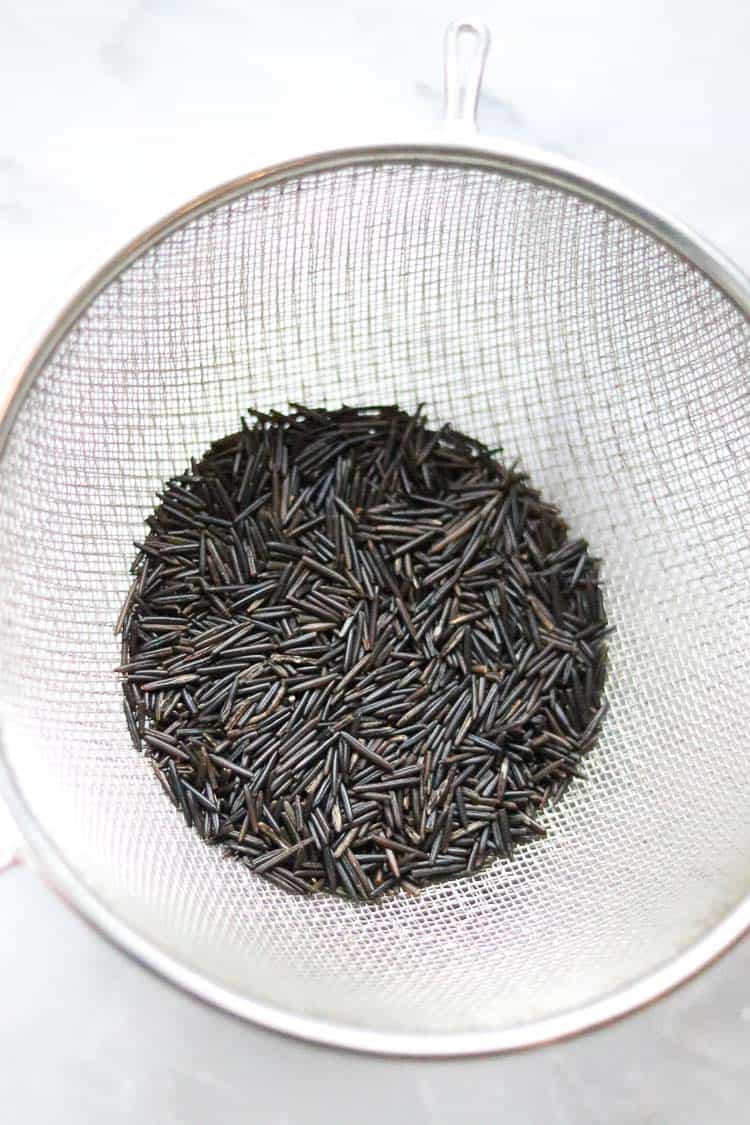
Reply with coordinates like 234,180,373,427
117,404,608,900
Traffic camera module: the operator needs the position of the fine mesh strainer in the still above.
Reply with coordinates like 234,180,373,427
1,21,749,1056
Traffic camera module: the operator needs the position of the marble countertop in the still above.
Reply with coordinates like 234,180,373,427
1,1,749,1121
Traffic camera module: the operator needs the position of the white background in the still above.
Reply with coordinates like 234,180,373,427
1,1,749,1120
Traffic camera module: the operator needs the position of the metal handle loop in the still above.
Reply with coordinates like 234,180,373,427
443,19,491,133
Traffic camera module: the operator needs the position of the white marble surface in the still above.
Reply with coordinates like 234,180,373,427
1,1,750,1121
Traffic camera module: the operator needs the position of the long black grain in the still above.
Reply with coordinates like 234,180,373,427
117,404,609,901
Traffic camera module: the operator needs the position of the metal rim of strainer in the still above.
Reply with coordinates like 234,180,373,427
1,22,750,1057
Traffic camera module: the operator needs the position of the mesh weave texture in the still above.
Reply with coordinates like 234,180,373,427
1,159,749,1037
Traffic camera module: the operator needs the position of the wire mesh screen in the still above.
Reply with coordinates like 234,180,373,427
1,159,749,1038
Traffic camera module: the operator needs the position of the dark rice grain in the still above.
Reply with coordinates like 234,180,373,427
117,404,610,901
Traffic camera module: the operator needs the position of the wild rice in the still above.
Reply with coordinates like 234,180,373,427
117,404,609,901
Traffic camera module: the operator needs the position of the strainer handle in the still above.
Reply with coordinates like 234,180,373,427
0,795,22,873
443,19,491,133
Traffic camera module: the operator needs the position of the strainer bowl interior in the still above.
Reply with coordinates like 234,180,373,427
1,148,749,1053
